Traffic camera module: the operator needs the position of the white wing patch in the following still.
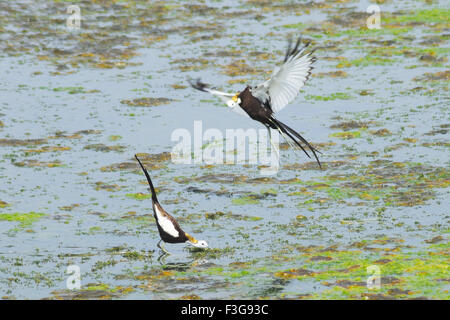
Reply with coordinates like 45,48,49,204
153,203,179,238
261,46,315,113
204,88,234,103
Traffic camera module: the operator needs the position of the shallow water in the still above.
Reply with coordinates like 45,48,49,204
0,0,448,299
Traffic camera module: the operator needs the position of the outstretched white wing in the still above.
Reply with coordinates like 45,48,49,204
258,41,316,113
204,88,234,103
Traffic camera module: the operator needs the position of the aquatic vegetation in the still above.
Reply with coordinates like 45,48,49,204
13,159,63,168
306,92,352,101
384,8,450,24
0,139,47,147
0,0,448,300
0,201,10,208
52,86,99,94
330,121,376,131
21,146,71,154
329,131,362,139
0,212,46,228
125,193,152,201
231,196,261,205
84,144,126,153
120,97,173,107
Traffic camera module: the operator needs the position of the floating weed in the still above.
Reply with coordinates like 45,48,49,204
94,182,122,192
330,120,376,131
315,161,449,207
179,294,202,300
21,146,71,154
231,196,261,205
328,27,413,38
336,55,395,68
0,201,10,208
188,247,235,259
108,135,122,142
52,86,98,94
125,193,152,201
50,283,134,300
121,97,173,107
0,212,46,228
315,70,348,78
384,9,450,25
305,92,352,101
329,131,362,139
270,241,449,299
0,139,47,147
204,211,262,221
274,268,315,279
371,128,392,136
59,204,80,211
84,144,126,153
121,250,152,261
91,259,118,272
221,59,262,77
13,159,63,168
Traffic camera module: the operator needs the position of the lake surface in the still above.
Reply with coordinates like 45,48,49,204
0,0,448,299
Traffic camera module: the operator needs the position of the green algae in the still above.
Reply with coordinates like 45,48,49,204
305,92,352,101
271,242,450,299
231,196,260,205
0,212,46,228
84,144,126,153
121,97,173,107
188,247,235,260
329,131,362,139
125,193,152,201
385,9,450,24
52,86,98,94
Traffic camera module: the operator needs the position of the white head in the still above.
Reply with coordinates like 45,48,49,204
185,233,208,249
226,93,241,108
190,239,208,249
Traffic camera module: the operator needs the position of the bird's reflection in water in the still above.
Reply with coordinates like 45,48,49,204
157,251,209,271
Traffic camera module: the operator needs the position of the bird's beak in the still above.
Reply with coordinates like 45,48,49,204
232,94,238,102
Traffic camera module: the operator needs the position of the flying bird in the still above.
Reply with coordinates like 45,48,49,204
189,36,321,168
135,155,208,254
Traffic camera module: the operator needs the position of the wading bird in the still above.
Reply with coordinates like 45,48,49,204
135,155,208,254
189,36,321,168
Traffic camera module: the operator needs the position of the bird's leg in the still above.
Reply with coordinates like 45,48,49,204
267,127,280,160
157,239,171,255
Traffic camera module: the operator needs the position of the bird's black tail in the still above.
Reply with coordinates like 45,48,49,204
269,118,322,169
135,155,159,203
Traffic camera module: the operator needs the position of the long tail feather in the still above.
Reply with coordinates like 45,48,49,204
278,120,322,155
270,119,311,158
270,118,322,169
135,155,159,203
